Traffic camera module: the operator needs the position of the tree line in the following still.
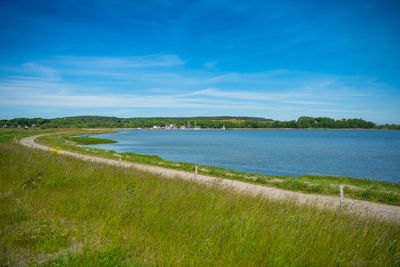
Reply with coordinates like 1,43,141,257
1,115,399,129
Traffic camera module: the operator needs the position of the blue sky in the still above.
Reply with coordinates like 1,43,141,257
1,0,399,123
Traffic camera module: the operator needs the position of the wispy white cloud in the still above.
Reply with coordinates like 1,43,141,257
185,88,365,102
22,62,59,78
0,78,373,112
309,108,377,114
50,54,185,69
186,88,302,100
284,100,334,105
1,91,272,110
1,54,395,121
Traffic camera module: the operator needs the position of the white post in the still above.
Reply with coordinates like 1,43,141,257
195,165,198,179
339,185,344,206
119,157,121,162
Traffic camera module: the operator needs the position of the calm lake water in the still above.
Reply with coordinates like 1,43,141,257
89,130,400,183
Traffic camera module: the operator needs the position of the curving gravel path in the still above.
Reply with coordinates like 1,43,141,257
20,134,400,223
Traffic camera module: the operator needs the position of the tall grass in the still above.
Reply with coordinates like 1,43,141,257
1,142,400,266
66,136,117,145
38,130,400,206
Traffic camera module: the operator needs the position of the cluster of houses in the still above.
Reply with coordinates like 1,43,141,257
152,122,201,130
2,124,39,130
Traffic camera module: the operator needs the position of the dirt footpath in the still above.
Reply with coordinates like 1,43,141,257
20,135,400,223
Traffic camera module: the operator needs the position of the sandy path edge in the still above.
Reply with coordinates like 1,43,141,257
20,134,400,223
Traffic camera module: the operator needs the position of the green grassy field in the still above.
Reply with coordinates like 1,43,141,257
1,130,400,266
66,136,117,145
36,130,400,206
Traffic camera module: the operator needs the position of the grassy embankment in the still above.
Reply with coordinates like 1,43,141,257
66,136,117,145
1,129,400,266
37,130,400,206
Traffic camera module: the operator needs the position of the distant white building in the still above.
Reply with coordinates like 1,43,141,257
163,123,177,130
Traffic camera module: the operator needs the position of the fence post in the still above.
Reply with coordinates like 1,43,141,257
195,165,198,179
339,185,344,206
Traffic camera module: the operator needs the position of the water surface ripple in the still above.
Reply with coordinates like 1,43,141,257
89,130,400,183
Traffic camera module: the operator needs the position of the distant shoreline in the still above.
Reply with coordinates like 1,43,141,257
97,127,395,131
3,115,399,130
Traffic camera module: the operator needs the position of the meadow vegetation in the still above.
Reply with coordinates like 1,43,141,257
66,136,117,145
1,129,400,266
37,130,400,206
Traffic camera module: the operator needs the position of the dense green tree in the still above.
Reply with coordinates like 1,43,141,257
0,116,392,129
